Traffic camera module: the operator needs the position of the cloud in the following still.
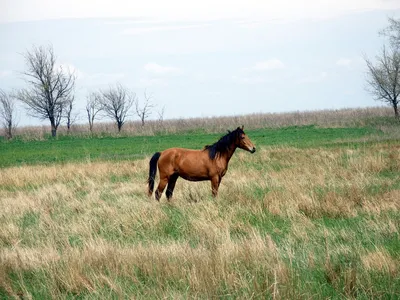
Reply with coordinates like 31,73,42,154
121,24,210,35
0,70,12,78
236,20,265,29
248,59,285,71
232,75,270,85
336,57,365,69
298,71,328,83
144,63,182,75
105,19,167,25
139,62,182,87
234,59,285,84
336,58,352,66
138,77,168,87
2,0,400,23
55,64,125,84
57,63,84,79
87,73,125,82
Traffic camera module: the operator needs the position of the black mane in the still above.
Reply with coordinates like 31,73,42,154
204,128,243,159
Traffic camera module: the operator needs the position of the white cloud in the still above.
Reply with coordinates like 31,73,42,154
57,63,84,79
87,73,125,81
55,64,125,84
2,0,399,23
105,19,168,25
121,23,210,35
298,71,328,83
192,73,207,83
236,20,264,29
232,75,270,85
0,70,12,78
139,62,182,87
138,77,168,87
336,57,365,69
55,64,125,86
336,58,352,66
144,63,182,75
248,59,285,71
235,59,285,84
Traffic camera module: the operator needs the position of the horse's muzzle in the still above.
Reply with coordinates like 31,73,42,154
250,147,256,153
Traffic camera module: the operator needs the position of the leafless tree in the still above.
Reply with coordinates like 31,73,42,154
135,91,156,126
15,45,75,137
365,18,400,119
98,83,135,132
380,17,400,49
157,105,166,125
365,47,400,118
0,89,17,139
64,96,78,133
86,92,103,132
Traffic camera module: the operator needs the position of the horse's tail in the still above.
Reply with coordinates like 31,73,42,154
148,152,161,196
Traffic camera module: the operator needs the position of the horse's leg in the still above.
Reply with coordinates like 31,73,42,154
155,175,168,201
211,176,221,197
166,173,179,201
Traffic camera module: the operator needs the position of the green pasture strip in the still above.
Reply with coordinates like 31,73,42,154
0,125,384,168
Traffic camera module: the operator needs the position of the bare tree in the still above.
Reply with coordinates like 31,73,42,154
98,84,135,132
64,96,78,133
365,47,400,118
0,89,17,139
15,45,75,137
365,18,400,119
135,91,156,126
86,92,103,132
157,105,166,125
380,17,400,49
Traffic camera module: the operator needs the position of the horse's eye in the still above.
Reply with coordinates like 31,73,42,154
241,136,245,139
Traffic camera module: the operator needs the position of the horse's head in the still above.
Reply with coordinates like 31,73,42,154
235,126,256,153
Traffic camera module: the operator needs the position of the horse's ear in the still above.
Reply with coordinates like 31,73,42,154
241,125,244,130
227,130,231,133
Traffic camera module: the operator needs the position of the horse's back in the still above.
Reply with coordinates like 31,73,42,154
159,147,208,165
158,147,212,180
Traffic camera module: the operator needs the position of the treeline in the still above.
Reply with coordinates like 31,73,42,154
0,45,163,140
6,106,395,140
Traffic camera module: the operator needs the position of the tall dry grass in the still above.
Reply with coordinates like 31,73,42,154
11,106,394,139
0,142,399,298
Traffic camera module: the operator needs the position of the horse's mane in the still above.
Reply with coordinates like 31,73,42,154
204,128,243,160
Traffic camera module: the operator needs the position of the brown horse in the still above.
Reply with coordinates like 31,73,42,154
147,126,256,201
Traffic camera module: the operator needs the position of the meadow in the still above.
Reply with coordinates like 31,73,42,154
0,107,399,298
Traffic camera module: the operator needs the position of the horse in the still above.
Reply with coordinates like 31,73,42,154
147,126,256,201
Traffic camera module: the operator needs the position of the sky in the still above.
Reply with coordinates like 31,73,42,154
1,0,400,126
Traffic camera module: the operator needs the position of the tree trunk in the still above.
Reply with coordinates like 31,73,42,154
6,120,12,140
50,119,57,137
394,102,399,119
67,118,71,134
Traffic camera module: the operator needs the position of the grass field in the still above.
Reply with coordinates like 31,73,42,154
0,118,399,298
0,125,384,168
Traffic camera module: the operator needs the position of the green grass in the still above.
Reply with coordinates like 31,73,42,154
0,125,382,168
1,122,399,298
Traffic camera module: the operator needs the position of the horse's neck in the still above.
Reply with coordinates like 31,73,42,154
221,144,237,165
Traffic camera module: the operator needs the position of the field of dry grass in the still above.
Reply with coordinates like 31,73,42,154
12,106,394,139
1,141,399,298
